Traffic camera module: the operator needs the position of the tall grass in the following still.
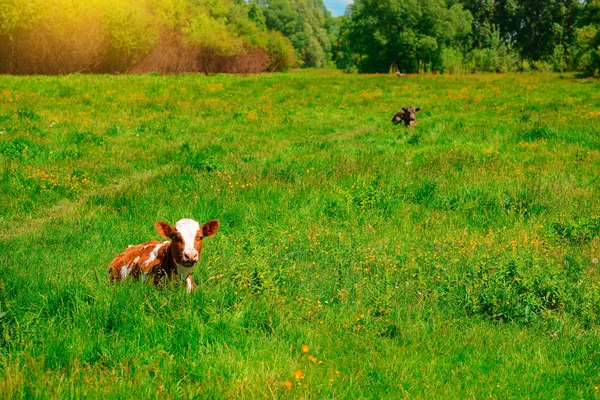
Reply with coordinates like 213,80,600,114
0,72,599,397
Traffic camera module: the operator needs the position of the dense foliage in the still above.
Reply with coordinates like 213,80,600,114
1,0,598,75
0,0,298,74
335,0,473,73
253,0,335,68
335,0,600,75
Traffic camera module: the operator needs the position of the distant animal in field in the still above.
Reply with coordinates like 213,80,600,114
392,106,421,127
108,218,220,293
395,72,404,77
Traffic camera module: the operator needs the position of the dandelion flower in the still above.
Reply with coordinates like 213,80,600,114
294,370,304,380
283,380,293,389
307,355,317,363
302,345,309,353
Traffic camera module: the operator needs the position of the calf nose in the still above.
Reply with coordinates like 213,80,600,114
183,249,199,262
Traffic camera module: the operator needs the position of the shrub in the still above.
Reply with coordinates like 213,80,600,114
4,0,107,74
549,45,568,72
441,47,465,74
463,257,566,323
532,60,553,72
183,11,245,57
101,0,159,72
265,30,297,72
130,30,199,74
574,25,600,76
0,0,297,74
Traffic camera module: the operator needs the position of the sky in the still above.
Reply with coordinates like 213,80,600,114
323,0,353,17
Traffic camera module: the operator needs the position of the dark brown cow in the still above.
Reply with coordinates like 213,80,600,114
108,219,220,293
392,106,421,126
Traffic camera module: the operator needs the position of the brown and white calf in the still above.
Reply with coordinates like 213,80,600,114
108,219,220,293
392,106,421,126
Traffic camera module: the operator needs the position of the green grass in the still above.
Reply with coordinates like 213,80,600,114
1,71,599,398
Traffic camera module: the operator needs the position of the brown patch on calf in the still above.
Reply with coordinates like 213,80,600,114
108,240,167,283
392,106,421,126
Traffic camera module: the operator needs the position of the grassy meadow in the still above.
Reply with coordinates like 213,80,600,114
1,71,599,398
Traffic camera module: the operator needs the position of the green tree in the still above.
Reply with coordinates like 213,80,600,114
255,0,333,67
342,0,472,73
499,0,581,62
459,0,583,65
574,0,600,75
248,2,267,30
331,15,358,71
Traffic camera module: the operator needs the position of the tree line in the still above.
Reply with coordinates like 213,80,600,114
334,0,600,75
0,0,299,74
0,0,598,75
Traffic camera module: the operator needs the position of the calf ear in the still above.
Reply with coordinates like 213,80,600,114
155,221,174,239
201,220,220,238
415,108,421,112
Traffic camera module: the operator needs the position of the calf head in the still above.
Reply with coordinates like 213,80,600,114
155,218,220,268
392,106,421,126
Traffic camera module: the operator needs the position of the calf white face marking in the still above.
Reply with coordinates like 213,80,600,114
175,219,200,251
175,219,200,267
